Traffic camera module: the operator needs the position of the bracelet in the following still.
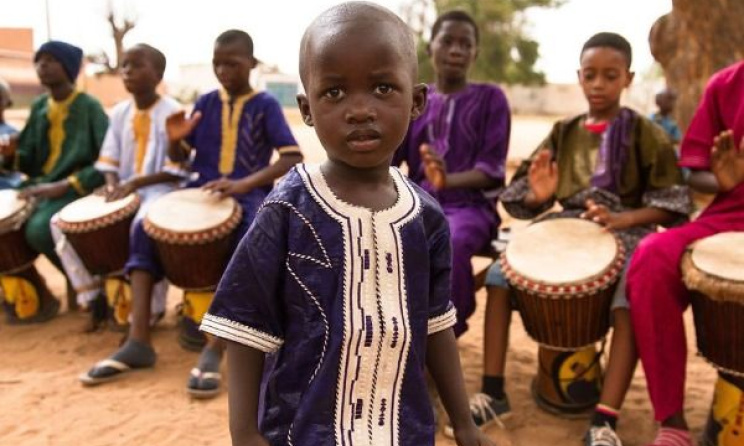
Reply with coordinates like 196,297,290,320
178,139,192,154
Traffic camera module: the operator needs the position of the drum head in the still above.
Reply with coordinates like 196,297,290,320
691,232,744,283
505,218,618,285
58,194,137,224
146,188,236,233
0,189,27,222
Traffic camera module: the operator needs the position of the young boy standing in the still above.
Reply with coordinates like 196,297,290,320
51,44,182,328
394,10,510,337
461,33,690,446
0,41,108,321
649,88,682,145
0,79,21,188
200,3,494,445
80,31,302,397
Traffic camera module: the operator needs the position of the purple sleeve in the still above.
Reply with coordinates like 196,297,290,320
679,74,724,169
263,96,299,151
426,209,456,334
473,87,511,181
200,204,287,352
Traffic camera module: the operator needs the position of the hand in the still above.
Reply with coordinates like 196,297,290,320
580,199,633,230
18,180,69,200
526,149,558,206
0,133,18,157
203,177,244,199
420,143,447,191
710,130,744,192
103,181,137,202
453,424,497,446
166,110,202,143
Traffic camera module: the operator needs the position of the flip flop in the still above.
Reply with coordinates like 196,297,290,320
79,358,135,386
186,367,222,399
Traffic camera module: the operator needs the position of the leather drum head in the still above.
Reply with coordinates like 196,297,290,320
58,193,137,224
0,189,26,223
505,218,617,285
691,232,744,283
146,188,236,233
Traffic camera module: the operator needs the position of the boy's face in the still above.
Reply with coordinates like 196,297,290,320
212,41,255,95
121,49,161,96
577,47,633,117
34,52,69,87
428,20,477,82
656,92,676,114
298,26,426,170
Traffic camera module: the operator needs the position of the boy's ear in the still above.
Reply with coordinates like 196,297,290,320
626,70,635,87
410,83,428,120
296,93,313,126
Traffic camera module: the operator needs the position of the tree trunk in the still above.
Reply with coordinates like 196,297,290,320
649,0,744,130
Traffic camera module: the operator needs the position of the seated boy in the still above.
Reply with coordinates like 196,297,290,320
0,41,108,322
394,10,510,338
459,33,691,446
80,31,302,398
200,3,495,445
627,60,744,446
51,44,182,329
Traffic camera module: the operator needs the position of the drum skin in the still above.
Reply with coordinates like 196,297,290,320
502,218,624,350
56,194,140,276
0,190,37,274
143,189,242,291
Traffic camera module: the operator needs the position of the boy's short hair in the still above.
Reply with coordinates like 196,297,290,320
581,32,632,68
130,43,167,79
215,29,254,57
430,10,479,44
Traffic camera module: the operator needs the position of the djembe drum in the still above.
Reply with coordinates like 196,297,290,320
501,218,625,415
682,232,744,446
144,188,242,350
55,193,141,327
0,189,56,322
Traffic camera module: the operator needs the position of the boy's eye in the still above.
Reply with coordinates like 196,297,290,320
324,88,344,99
375,84,393,95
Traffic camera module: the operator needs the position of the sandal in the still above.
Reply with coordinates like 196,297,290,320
186,367,222,399
79,358,134,386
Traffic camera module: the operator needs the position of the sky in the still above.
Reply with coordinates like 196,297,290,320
0,0,672,84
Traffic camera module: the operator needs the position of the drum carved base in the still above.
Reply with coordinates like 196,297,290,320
532,345,603,418
0,266,57,323
703,374,744,446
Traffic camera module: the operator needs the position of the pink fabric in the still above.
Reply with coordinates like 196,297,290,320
628,183,744,421
646,427,694,446
679,61,744,169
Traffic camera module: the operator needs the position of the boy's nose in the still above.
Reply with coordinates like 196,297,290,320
344,99,376,123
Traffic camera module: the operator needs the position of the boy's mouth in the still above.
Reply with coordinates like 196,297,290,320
346,129,382,151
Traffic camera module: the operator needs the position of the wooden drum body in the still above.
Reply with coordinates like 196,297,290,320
144,189,242,291
682,232,744,378
56,194,140,276
501,218,625,350
0,190,37,274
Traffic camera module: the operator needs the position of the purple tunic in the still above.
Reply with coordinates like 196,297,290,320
201,164,457,446
394,83,510,335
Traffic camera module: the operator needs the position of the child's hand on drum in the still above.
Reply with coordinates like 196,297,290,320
18,180,69,200
581,199,632,230
203,177,242,199
166,110,202,143
525,148,558,207
103,182,136,202
420,144,447,190
711,130,744,192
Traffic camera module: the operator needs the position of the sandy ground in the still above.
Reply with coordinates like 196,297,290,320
0,113,718,446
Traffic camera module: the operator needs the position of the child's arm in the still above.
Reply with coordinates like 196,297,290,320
427,330,496,446
103,171,182,202
203,151,302,199
581,199,676,230
166,110,202,162
226,341,270,446
688,170,719,194
420,144,501,191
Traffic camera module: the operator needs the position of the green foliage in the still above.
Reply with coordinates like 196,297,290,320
412,0,562,85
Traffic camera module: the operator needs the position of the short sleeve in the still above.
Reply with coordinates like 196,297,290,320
473,87,511,182
200,204,288,352
426,210,456,335
95,107,123,173
679,76,724,169
263,95,300,156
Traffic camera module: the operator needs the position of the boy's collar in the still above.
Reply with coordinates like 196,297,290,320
219,88,256,104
